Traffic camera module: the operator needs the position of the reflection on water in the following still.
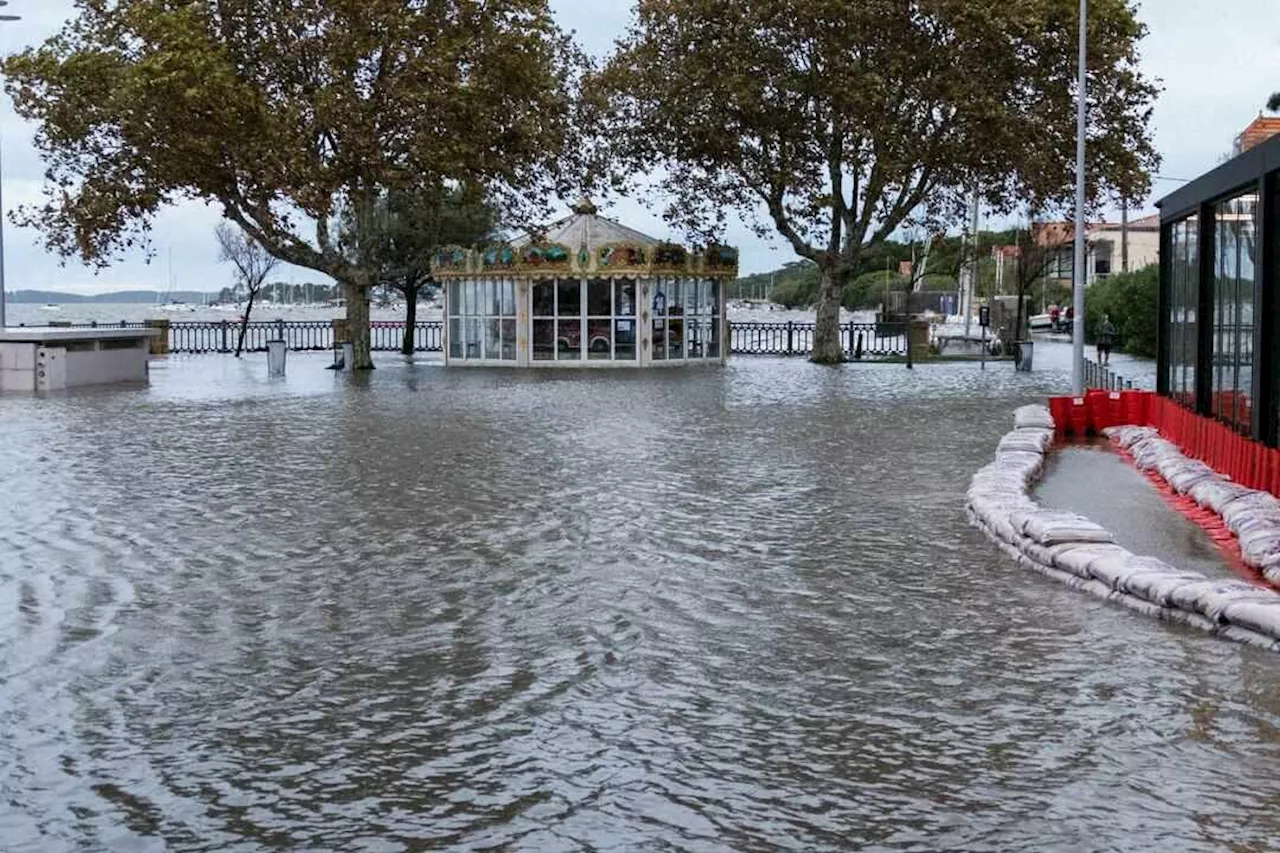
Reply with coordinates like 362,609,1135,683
0,351,1272,851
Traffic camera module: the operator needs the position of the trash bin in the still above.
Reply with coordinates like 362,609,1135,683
341,342,355,371
1014,339,1034,372
267,339,287,376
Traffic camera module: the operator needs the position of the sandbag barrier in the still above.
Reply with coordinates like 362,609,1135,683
967,404,1280,653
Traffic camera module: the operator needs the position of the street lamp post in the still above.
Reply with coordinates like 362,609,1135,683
0,1,19,330
1071,0,1088,395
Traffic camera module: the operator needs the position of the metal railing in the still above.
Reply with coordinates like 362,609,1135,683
729,321,906,358
25,318,903,357
164,320,444,353
1083,358,1134,391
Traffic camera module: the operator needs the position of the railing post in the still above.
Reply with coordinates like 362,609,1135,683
219,319,230,353
786,321,794,356
276,318,285,348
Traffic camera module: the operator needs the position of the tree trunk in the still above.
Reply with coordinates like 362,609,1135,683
810,263,844,364
402,283,419,355
235,289,258,357
342,279,375,369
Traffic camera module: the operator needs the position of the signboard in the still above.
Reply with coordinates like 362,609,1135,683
978,306,990,328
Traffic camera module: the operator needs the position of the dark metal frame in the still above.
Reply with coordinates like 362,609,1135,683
1157,132,1280,445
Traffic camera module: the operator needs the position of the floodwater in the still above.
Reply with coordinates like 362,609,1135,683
0,347,1273,852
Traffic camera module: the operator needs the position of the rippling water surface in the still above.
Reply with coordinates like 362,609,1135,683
0,349,1275,852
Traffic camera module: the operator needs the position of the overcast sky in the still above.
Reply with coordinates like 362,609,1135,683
0,0,1277,293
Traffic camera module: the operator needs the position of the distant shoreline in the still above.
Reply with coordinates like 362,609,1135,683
8,289,221,305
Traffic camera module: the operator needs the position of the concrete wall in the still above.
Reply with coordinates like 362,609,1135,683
0,343,35,391
62,340,149,387
0,337,150,392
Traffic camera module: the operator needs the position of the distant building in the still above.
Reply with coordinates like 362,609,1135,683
1033,215,1160,286
1234,114,1280,154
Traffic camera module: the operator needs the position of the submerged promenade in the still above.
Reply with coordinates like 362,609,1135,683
2,349,1277,850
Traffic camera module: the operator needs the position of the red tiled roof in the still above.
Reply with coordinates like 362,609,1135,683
1238,116,1280,153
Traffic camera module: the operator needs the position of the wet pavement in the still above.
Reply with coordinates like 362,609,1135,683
1037,444,1239,582
1,346,1276,852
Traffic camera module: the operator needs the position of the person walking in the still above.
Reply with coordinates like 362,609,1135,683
1096,314,1117,366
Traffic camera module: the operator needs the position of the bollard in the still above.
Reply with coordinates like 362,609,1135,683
267,339,287,376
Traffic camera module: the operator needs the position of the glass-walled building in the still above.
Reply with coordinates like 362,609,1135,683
1157,131,1279,443
432,200,737,368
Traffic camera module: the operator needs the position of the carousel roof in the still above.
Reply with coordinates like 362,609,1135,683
432,197,738,278
510,198,660,253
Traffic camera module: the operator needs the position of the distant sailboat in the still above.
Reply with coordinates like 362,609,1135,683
156,246,195,311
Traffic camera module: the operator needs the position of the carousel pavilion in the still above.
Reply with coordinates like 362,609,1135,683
432,200,738,366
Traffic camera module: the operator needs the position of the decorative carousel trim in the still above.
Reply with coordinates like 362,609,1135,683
518,242,572,272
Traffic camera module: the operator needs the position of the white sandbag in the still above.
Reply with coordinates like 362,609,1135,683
1088,554,1174,590
1222,493,1280,531
1215,625,1280,652
1114,426,1158,449
1112,591,1167,619
1122,570,1209,607
1160,607,1220,634
1012,510,1116,546
1013,404,1054,430
1165,463,1216,495
1051,543,1132,579
1166,580,1280,623
1219,599,1280,641
999,428,1053,454
1020,540,1055,566
1075,578,1117,601
1188,478,1254,513
1239,530,1280,568
1262,565,1280,587
992,450,1045,474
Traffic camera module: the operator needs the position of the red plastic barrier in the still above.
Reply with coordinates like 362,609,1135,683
1121,390,1149,426
1068,397,1091,436
1048,396,1071,439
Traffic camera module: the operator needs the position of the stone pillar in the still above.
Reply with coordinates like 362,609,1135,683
145,318,170,355
909,319,932,361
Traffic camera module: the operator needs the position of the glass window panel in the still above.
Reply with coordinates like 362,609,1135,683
490,280,503,316
449,318,463,358
669,279,685,316
652,280,670,317
615,319,636,360
448,281,461,317
485,318,501,360
708,316,721,358
533,319,555,360
501,280,516,316
652,319,667,360
587,318,612,360
687,319,707,358
465,318,482,359
709,280,721,316
501,319,517,360
615,281,636,316
587,278,611,316
557,318,581,360
557,279,581,316
667,318,685,359
533,281,555,316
